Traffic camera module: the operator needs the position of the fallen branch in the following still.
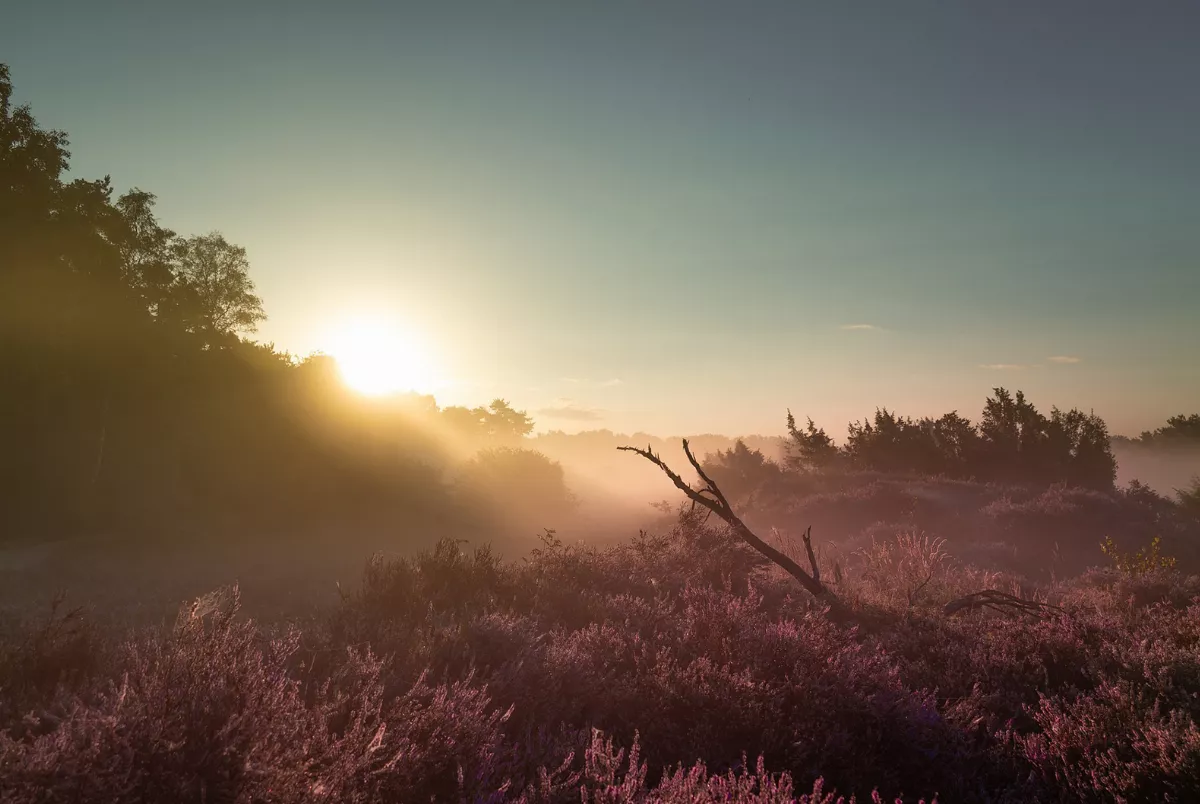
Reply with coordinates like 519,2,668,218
619,440,835,604
943,590,1063,619
622,441,1063,623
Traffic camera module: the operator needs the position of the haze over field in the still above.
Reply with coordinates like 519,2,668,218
5,5,1200,802
4,0,1200,627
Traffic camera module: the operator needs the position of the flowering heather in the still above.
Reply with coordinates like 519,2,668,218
3,512,1200,802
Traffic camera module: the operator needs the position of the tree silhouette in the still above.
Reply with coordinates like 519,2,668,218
785,411,839,471
441,399,534,445
1046,407,1116,489
481,399,534,442
0,63,511,534
1138,414,1200,446
783,389,1117,490
0,61,1141,536
114,189,177,317
979,388,1051,482
926,411,980,476
701,439,783,501
170,233,265,346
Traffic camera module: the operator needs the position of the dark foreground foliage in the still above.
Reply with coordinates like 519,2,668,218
4,510,1199,803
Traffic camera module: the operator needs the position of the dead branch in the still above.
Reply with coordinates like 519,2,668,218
619,440,835,603
943,590,1063,619
621,441,1062,623
800,526,820,584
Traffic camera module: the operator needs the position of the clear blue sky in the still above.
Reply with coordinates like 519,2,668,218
6,1,1198,436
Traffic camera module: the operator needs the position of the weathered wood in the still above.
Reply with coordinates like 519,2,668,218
619,440,835,603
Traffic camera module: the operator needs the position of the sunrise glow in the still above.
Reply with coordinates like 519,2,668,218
327,316,434,396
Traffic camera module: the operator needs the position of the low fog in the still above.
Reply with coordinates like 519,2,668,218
6,387,1198,631
1113,442,1200,497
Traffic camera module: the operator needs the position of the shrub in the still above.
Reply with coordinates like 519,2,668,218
0,592,100,735
6,509,1200,802
457,447,578,522
855,531,951,609
1013,682,1200,803
0,587,317,802
701,440,785,503
563,730,937,803
1178,477,1200,518
1100,535,1177,576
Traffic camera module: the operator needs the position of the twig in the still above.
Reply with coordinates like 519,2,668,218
943,590,1063,618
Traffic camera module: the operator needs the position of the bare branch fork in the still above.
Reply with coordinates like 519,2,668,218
619,440,835,602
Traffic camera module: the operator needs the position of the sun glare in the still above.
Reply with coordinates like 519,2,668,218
327,316,434,397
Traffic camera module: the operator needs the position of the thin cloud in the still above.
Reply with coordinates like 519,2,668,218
979,363,1027,371
840,323,881,331
1047,355,1081,364
560,377,623,388
537,399,605,422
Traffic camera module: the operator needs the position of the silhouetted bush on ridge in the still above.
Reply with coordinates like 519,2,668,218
786,389,1117,492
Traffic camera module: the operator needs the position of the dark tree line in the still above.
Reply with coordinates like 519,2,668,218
787,388,1118,490
0,65,537,537
1,63,1167,536
1113,414,1200,449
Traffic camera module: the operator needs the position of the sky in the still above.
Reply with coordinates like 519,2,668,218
5,1,1198,437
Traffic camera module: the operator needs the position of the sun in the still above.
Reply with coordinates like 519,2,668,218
327,316,434,396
